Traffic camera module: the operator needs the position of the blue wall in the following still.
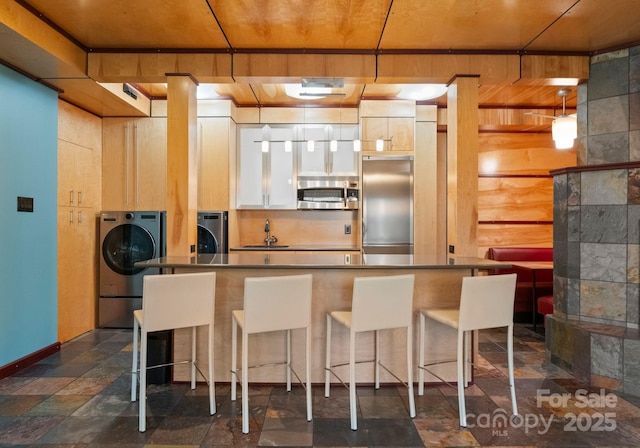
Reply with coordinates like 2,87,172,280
0,65,58,366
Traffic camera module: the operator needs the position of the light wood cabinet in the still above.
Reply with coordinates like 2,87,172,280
58,140,100,208
198,117,230,211
57,101,102,342
361,116,414,152
102,117,167,210
58,206,97,342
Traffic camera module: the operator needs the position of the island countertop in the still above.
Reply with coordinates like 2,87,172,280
136,253,511,270
229,245,361,252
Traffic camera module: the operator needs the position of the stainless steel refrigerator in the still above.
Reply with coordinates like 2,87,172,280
362,156,413,254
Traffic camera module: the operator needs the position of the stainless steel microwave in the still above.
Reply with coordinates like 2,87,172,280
297,179,359,210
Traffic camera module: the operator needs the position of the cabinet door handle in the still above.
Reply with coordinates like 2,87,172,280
78,191,83,205
69,189,74,205
78,210,83,224
69,209,74,223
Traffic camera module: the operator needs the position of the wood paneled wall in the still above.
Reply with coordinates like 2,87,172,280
477,132,576,257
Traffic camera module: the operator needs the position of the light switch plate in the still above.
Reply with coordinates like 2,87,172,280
17,196,33,212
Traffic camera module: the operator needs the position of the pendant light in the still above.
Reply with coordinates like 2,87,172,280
330,110,340,152
552,89,577,150
261,124,271,153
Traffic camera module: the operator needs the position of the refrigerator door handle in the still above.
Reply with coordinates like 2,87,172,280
362,221,366,239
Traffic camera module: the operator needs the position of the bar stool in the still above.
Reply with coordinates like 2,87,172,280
231,273,313,434
131,271,216,432
418,273,517,427
325,274,416,430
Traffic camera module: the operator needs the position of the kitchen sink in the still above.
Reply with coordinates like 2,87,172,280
242,245,290,249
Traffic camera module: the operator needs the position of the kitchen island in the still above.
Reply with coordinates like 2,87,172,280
136,253,510,384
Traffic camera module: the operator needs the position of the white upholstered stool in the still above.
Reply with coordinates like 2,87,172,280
131,271,216,432
418,273,518,427
325,274,416,430
231,273,313,434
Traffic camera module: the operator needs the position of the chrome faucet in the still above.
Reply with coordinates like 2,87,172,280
264,219,278,247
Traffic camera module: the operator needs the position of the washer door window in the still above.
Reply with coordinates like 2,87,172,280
102,224,156,275
198,225,219,254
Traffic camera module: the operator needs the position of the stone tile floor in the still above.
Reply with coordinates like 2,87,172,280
2,324,640,447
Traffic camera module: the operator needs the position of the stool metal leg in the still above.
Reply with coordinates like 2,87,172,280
131,318,139,402
139,330,148,432
349,329,357,430
306,324,312,421
241,327,249,434
457,329,466,427
374,330,380,389
418,312,425,396
507,324,518,416
286,329,292,392
324,313,332,397
231,315,238,401
191,326,197,390
406,324,416,418
208,323,216,415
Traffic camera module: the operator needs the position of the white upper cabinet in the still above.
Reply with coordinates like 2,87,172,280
298,124,359,177
330,125,359,176
298,125,328,176
237,126,296,209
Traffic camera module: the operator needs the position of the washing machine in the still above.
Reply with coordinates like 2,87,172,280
99,211,165,328
198,211,228,254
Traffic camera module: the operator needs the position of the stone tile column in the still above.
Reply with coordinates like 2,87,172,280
548,45,640,396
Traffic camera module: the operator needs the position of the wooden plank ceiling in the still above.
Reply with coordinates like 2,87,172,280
3,0,640,119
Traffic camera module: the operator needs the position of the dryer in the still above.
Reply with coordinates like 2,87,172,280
99,211,165,328
198,211,228,254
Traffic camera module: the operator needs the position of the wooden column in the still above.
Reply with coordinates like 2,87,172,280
414,105,440,259
166,75,198,257
446,76,479,257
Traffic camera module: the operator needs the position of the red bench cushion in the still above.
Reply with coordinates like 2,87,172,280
487,247,553,313
487,247,553,283
537,295,554,315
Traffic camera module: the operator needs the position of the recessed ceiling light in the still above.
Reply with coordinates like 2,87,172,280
285,84,330,99
197,84,220,100
396,84,447,101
